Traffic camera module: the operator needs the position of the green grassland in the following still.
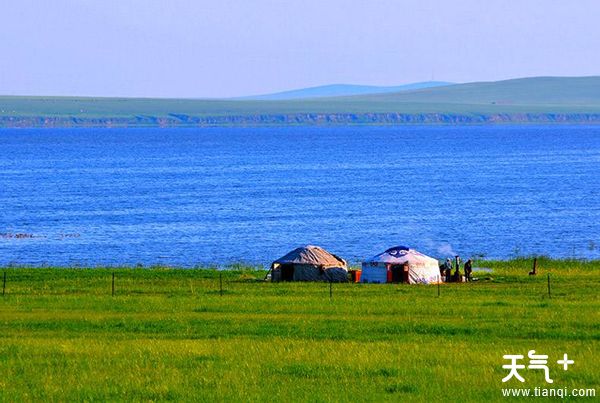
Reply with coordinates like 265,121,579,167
0,258,598,401
2,76,600,126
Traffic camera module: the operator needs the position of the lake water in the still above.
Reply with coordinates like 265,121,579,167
1,125,599,267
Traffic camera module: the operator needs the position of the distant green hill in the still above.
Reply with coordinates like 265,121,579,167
2,76,600,127
236,81,453,100
354,76,600,105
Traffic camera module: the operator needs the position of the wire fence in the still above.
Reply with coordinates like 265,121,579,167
0,267,564,301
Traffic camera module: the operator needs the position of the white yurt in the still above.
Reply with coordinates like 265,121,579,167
361,245,441,284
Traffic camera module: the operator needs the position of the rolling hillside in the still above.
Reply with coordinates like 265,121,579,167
354,76,600,105
237,81,453,100
1,76,600,127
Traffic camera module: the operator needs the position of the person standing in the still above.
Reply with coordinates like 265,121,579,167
464,259,473,282
442,258,452,282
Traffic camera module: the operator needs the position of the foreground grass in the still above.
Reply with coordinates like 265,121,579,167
0,259,598,401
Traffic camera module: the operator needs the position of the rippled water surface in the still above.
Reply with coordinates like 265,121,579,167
1,125,599,266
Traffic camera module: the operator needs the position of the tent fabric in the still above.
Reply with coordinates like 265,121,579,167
361,246,441,284
271,245,348,282
272,245,347,268
322,267,349,282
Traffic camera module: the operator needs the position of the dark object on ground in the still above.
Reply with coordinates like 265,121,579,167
529,257,538,275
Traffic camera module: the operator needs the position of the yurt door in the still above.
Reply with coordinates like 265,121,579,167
391,265,404,283
281,264,295,281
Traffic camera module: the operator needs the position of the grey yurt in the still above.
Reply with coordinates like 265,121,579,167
270,245,348,282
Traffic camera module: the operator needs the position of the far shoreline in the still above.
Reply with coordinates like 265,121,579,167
3,114,600,129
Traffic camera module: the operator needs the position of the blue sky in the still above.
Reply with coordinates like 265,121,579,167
1,0,599,98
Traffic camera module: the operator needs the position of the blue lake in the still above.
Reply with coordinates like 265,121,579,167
1,125,599,267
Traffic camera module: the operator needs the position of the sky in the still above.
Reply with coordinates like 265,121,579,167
1,0,599,98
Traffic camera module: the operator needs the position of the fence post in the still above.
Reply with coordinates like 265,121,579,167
437,275,440,297
219,272,223,296
2,271,6,297
112,272,115,296
547,273,551,299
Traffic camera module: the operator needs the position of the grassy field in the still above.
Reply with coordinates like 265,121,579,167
0,258,598,401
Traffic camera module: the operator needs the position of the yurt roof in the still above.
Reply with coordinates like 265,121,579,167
272,245,347,268
364,246,438,265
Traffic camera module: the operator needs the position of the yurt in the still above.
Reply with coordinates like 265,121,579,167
361,246,441,284
270,245,348,282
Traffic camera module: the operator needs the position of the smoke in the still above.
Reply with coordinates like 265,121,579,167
422,238,458,258
437,243,457,257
